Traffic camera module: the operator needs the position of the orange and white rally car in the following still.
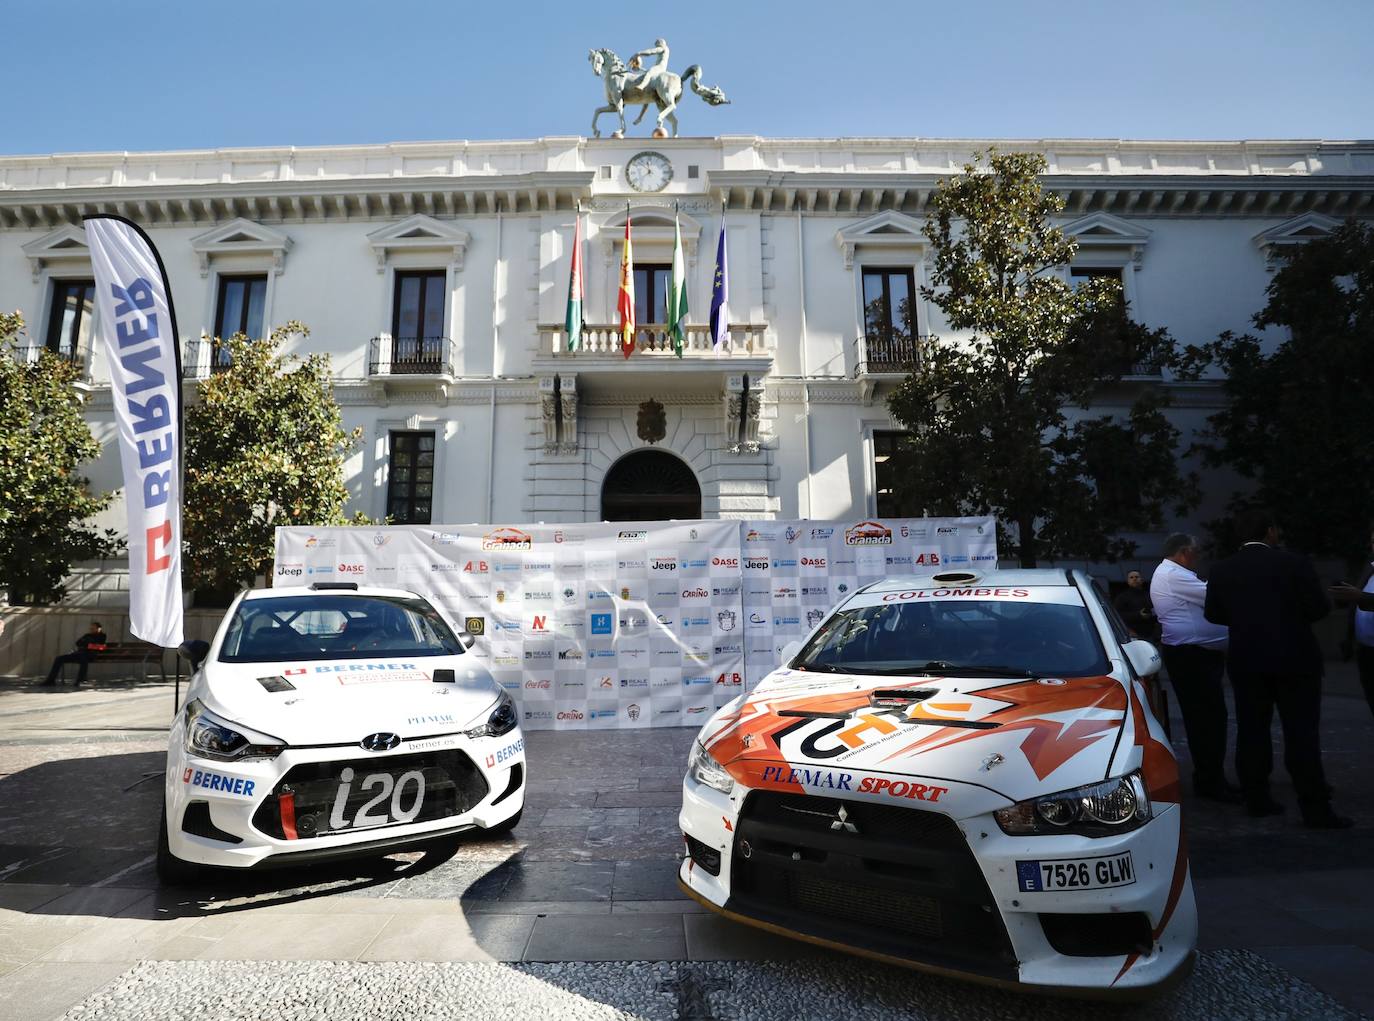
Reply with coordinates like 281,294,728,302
678,569,1194,995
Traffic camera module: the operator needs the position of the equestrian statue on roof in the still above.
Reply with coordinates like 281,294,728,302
588,38,730,139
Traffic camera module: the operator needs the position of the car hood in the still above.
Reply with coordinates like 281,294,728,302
699,668,1131,806
197,656,502,746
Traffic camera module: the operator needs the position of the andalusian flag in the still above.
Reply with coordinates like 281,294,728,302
564,212,583,351
617,210,635,359
668,209,688,358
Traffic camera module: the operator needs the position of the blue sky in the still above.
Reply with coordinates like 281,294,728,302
2,0,1370,155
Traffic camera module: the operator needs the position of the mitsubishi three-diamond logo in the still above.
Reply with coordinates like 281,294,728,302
830,804,858,833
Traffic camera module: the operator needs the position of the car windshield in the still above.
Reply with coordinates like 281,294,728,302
218,594,464,663
792,592,1111,678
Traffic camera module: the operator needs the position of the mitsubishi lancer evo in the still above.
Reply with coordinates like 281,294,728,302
678,569,1193,995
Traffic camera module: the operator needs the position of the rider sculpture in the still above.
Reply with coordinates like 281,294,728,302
588,38,729,139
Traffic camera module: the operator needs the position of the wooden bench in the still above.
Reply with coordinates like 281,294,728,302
56,642,167,683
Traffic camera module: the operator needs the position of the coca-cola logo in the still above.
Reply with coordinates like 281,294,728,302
524,679,551,689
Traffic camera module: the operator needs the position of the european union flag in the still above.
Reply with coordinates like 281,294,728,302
709,219,729,350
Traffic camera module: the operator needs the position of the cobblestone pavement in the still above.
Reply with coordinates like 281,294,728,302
0,671,1370,1020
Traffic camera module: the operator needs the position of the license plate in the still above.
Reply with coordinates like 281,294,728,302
1015,852,1135,892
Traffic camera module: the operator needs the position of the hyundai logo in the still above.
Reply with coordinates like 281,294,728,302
360,732,400,752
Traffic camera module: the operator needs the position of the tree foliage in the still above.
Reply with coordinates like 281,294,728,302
0,311,121,602
886,151,1196,566
1194,221,1374,569
184,323,363,592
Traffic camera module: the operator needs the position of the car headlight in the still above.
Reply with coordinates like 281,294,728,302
994,772,1151,836
464,693,518,738
184,699,285,762
688,741,734,795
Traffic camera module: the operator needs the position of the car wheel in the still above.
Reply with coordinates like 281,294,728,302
482,807,523,836
156,803,205,886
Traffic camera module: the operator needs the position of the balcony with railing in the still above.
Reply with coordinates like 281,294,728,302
538,322,771,362
853,332,928,377
182,337,233,379
367,335,456,378
3,342,88,372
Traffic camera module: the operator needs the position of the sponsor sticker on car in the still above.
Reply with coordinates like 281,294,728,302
1015,852,1136,892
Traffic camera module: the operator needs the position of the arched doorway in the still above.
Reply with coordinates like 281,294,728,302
600,450,702,521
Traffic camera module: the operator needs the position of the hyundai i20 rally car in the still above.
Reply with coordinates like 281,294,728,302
679,569,1194,995
159,582,525,883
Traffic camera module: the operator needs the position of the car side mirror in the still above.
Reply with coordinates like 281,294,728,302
779,640,802,666
178,639,210,670
1122,639,1161,677
458,630,476,650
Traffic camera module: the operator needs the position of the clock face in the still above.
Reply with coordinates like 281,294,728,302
626,151,673,192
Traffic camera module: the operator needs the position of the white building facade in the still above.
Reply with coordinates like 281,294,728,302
2,135,1372,607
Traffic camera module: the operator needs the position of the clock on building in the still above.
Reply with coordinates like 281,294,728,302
625,151,673,192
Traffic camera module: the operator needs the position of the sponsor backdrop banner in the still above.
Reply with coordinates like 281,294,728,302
275,517,995,730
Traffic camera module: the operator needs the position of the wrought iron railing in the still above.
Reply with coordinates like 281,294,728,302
368,335,455,376
182,337,234,378
854,333,925,376
4,343,87,371
539,322,771,358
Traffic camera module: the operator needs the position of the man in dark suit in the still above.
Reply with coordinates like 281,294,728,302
42,621,107,687
1204,509,1352,828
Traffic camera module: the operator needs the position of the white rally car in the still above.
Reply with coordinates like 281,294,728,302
679,569,1194,996
159,582,525,883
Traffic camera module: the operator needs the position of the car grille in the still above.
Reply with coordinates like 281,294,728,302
729,792,1016,979
252,749,488,840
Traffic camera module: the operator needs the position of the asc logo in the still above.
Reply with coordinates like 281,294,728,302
337,563,365,575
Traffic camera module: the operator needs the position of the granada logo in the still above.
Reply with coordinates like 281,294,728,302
482,527,532,551
845,521,893,546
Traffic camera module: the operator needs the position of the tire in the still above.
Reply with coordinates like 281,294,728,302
482,807,523,836
156,803,206,886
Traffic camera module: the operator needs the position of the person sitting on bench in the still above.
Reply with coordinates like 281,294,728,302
43,621,107,687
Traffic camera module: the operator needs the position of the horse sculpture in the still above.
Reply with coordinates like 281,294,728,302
588,47,729,139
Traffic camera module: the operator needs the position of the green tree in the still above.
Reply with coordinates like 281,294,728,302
0,311,121,602
886,150,1195,566
184,323,363,593
1195,220,1374,571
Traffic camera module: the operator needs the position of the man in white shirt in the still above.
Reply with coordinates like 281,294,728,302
1149,533,1239,802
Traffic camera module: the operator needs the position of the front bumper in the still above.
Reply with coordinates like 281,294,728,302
679,775,1195,994
164,730,525,869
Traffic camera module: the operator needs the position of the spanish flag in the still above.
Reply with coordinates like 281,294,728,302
617,211,635,359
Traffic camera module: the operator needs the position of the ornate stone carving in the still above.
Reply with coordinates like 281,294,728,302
558,383,579,455
637,397,667,444
587,41,729,139
723,375,761,454
539,375,579,454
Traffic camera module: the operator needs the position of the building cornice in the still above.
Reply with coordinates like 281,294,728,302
707,171,1374,219
0,172,596,230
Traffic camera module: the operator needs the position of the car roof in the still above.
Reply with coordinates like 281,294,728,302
241,585,425,601
861,569,1076,592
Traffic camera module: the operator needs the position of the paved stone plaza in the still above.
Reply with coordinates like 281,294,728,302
1,675,1371,1020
